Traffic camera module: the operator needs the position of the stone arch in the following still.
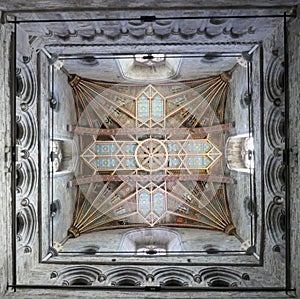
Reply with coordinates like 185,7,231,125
16,58,37,107
50,139,75,174
16,199,37,252
16,158,37,198
152,267,195,287
265,155,285,197
266,106,285,149
54,266,102,286
266,200,286,256
196,267,250,287
16,110,38,152
117,54,181,81
225,134,254,173
265,50,284,105
104,266,148,286
119,227,183,254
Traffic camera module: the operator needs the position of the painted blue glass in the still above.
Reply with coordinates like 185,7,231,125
151,95,163,120
137,95,149,120
168,156,180,167
186,156,211,168
93,143,116,155
92,157,118,169
186,141,211,153
139,190,151,217
153,191,165,216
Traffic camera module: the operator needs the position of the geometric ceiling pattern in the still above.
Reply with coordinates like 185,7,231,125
4,5,296,296
65,70,238,240
82,136,222,173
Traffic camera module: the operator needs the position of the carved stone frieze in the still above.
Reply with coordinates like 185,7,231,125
16,200,37,251
266,106,285,149
265,50,284,105
266,200,286,256
16,158,37,198
16,110,38,152
40,18,257,43
265,155,285,197
12,10,288,47
16,59,37,107
54,266,103,285
197,267,251,287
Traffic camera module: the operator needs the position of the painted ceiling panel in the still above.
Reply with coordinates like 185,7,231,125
64,70,237,241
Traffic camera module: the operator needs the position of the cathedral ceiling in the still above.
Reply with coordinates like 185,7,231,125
4,2,296,296
63,72,237,240
10,7,288,255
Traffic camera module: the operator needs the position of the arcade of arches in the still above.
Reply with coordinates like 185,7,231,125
0,2,300,299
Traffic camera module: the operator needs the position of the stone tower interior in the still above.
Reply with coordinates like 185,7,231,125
0,1,300,298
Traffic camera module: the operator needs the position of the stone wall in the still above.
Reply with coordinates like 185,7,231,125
288,5,300,295
0,0,299,11
225,62,255,245
0,21,13,295
1,3,299,299
261,14,288,286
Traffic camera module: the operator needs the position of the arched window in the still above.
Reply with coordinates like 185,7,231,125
16,201,37,251
266,200,286,255
153,267,194,287
197,267,250,287
54,266,102,286
225,134,254,173
105,267,147,287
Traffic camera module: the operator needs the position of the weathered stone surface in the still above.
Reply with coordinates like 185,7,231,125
0,0,299,11
287,5,300,294
0,3,299,299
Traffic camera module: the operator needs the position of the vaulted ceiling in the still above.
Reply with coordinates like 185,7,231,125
1,1,298,297
62,71,238,240
31,10,267,253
